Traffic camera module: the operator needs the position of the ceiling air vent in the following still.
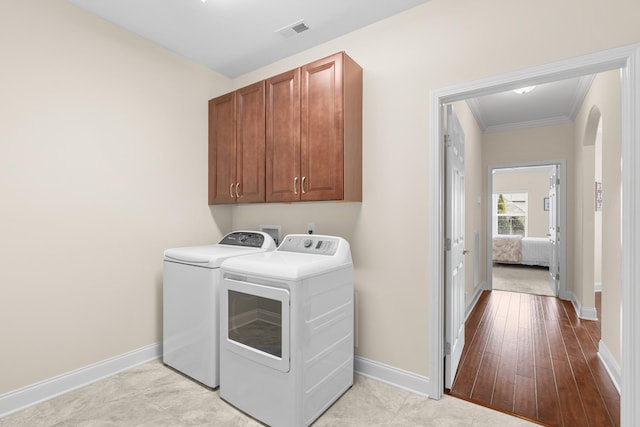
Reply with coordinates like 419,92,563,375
275,20,310,38
291,22,309,33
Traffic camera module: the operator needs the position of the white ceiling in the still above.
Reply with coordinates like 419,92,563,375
66,0,431,78
466,75,595,132
65,0,595,131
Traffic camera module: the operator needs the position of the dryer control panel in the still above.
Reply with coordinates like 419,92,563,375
278,234,339,255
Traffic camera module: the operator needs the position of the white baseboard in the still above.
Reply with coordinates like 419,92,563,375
567,290,598,321
0,343,161,419
465,283,485,320
598,340,621,394
580,305,598,321
559,289,573,302
1,345,430,419
354,356,431,398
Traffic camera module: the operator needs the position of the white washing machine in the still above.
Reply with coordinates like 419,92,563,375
162,231,276,388
219,234,354,427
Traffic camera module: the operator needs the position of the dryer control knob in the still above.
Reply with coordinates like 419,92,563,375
304,239,313,248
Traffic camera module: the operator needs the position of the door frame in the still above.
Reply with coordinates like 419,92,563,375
486,161,566,298
429,43,640,427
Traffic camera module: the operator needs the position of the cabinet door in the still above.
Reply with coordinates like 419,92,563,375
301,53,344,201
266,69,301,202
208,92,236,204
236,81,266,203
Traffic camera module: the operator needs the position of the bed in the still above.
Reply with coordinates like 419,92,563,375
492,235,551,267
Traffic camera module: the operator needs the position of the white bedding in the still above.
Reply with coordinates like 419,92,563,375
521,237,551,267
492,235,550,267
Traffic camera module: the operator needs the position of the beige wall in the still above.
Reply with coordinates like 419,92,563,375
493,168,552,238
2,0,639,396
573,70,622,364
0,1,231,394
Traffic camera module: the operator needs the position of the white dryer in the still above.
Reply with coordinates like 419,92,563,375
162,231,276,388
219,234,354,427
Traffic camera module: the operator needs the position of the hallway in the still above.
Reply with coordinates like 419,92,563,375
449,290,619,426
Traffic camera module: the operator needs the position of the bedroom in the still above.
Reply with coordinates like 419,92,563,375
491,166,557,296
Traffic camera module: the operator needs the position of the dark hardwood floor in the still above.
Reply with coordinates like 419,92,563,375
449,290,620,427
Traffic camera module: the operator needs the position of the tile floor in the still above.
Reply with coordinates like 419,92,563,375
0,360,538,426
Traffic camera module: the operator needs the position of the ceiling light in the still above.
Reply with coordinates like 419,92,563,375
512,86,536,95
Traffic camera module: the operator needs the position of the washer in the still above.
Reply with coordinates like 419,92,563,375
219,234,354,427
162,231,276,388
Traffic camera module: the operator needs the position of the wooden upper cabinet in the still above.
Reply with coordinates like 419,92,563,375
208,81,265,205
236,81,266,203
266,68,301,203
208,92,236,205
210,51,361,205
267,52,362,202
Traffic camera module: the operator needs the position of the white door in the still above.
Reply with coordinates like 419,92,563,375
445,105,466,389
548,166,560,296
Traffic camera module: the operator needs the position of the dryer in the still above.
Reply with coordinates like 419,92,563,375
219,234,354,427
162,231,276,388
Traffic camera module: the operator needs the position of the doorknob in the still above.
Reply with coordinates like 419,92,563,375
463,249,470,255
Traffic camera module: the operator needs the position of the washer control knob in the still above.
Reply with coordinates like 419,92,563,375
304,239,313,248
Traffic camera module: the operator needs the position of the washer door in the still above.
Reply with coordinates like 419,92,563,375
222,278,290,373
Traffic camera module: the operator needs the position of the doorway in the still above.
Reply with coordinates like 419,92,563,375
446,84,614,423
489,164,562,298
429,44,640,426
584,110,604,323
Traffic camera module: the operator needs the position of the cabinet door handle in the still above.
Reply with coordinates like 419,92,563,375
294,177,298,195
301,176,306,194
229,183,234,199
235,183,240,198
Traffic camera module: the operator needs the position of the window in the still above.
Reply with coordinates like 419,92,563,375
493,192,528,236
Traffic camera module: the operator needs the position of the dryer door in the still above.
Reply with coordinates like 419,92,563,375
222,278,290,373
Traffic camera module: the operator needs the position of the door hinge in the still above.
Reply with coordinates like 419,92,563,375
445,342,451,355
444,134,451,147
445,238,452,251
